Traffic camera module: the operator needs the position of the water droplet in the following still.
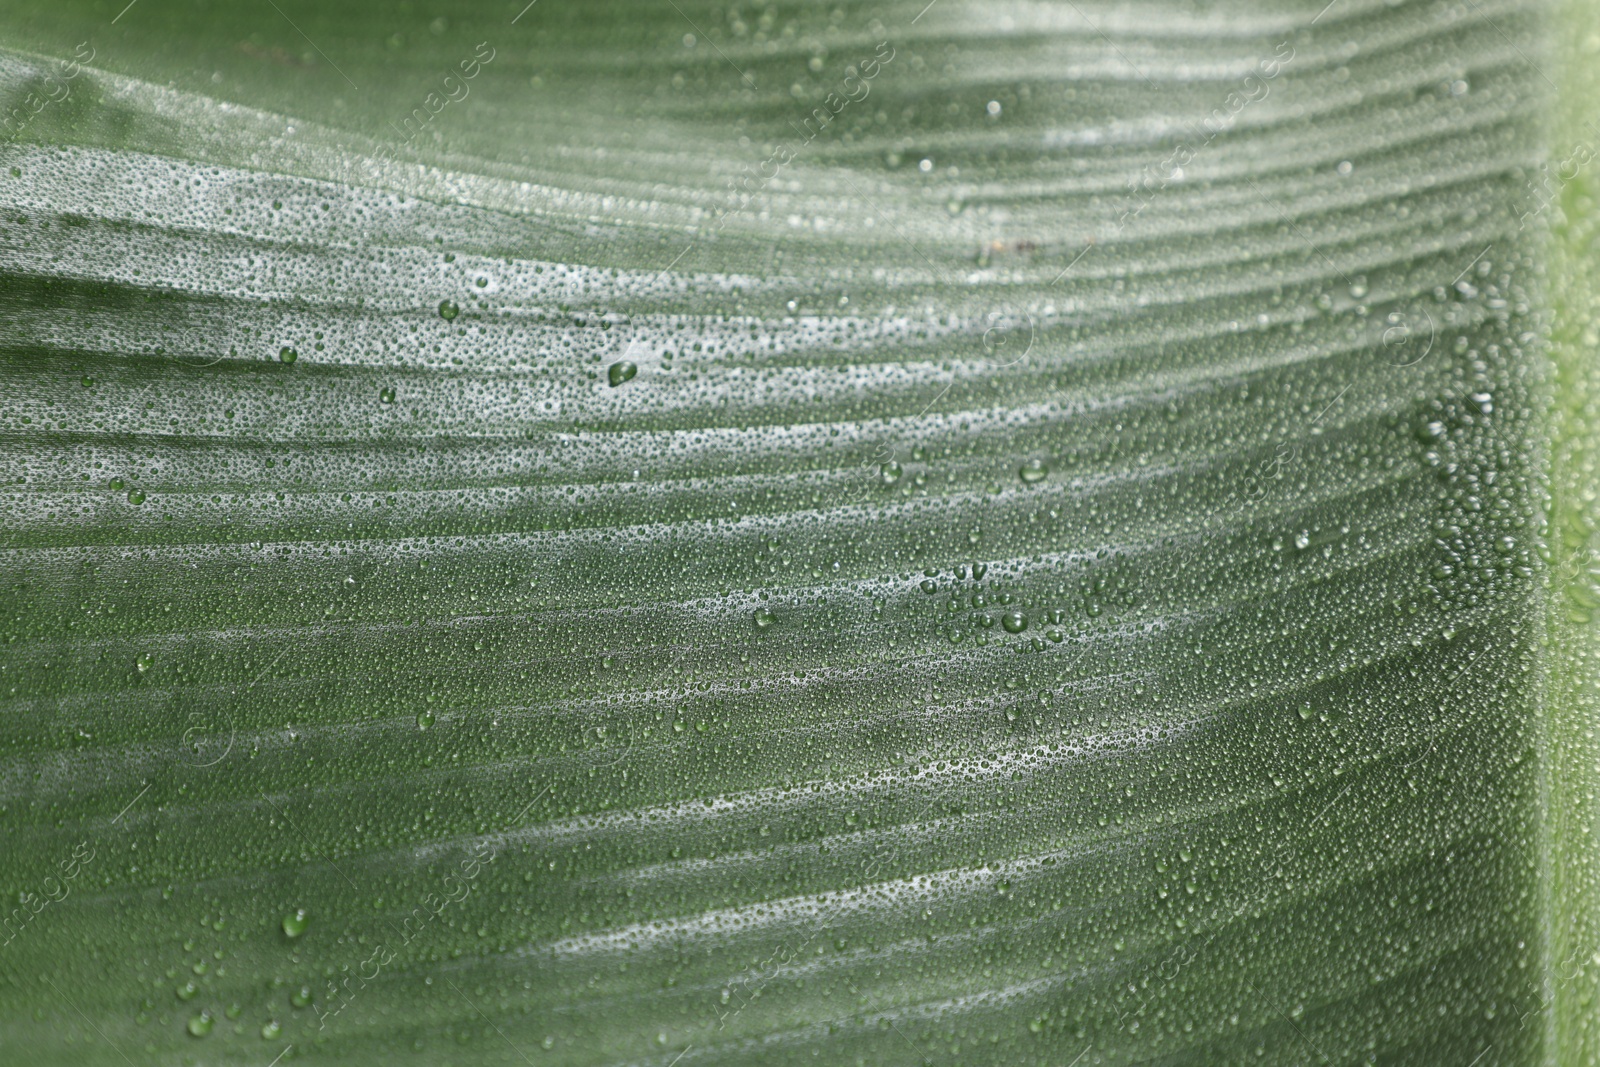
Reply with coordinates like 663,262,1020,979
176,980,198,1001
136,652,154,673
290,985,313,1008
1293,531,1311,551
261,1020,281,1040
1416,420,1447,443
1298,703,1313,721
607,361,638,387
919,578,938,594
417,709,435,730
380,386,397,405
1001,611,1028,634
278,347,298,364
187,1012,214,1038
971,562,988,580
439,299,460,321
880,461,903,486
127,488,146,506
282,908,308,938
1018,458,1048,483
753,607,774,630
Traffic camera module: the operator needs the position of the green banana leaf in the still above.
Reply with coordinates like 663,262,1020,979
3,0,1599,1063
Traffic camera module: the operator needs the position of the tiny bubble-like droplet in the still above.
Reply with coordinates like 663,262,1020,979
608,361,638,387
380,386,397,404
278,347,298,364
1019,458,1048,483
187,1012,214,1038
1001,611,1028,633
439,299,460,321
282,908,308,938
127,488,146,505
879,461,902,486
753,608,774,631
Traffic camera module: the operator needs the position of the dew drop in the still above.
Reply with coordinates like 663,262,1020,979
127,488,146,505
1001,611,1028,634
1019,458,1048,483
608,361,638,387
261,1020,281,1040
417,709,435,731
282,908,309,938
277,347,298,364
380,386,397,405
753,608,774,631
136,652,154,673
439,299,460,321
880,461,903,486
187,1012,214,1038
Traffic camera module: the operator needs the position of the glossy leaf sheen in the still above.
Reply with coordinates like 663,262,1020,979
2,1,1598,1064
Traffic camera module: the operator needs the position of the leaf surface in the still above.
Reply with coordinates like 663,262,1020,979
1,1,1598,1064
